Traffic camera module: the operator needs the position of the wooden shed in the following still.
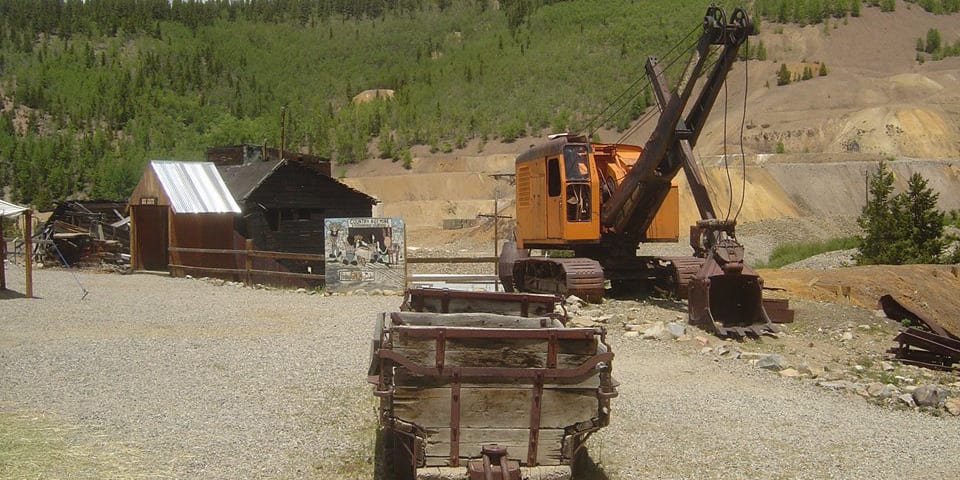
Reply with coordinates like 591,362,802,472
217,154,378,263
128,161,241,272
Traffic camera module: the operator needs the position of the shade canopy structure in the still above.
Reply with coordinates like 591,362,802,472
0,199,32,297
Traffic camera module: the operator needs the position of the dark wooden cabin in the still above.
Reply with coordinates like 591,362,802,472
214,148,377,267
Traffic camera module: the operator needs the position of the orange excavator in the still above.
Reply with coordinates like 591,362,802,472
499,6,777,337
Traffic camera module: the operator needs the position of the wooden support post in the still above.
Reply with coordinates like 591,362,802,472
245,238,253,286
129,207,138,271
0,219,6,291
24,210,32,298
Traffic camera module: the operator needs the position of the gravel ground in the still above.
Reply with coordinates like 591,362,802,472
2,267,959,479
1,267,397,479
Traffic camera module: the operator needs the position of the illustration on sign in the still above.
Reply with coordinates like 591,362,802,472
324,217,405,293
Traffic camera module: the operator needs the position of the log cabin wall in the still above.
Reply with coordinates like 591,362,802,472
243,162,374,255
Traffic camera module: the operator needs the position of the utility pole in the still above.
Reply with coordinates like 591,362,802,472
478,173,515,291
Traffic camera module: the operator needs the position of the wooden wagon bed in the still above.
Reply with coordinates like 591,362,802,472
369,305,617,478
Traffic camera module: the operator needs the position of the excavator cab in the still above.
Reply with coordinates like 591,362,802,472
514,135,601,248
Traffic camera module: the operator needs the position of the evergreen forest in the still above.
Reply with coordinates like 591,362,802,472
1,0,952,208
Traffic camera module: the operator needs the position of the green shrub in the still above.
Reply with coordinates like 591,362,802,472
926,28,942,53
754,237,859,269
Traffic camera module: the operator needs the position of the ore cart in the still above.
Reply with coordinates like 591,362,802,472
368,289,617,479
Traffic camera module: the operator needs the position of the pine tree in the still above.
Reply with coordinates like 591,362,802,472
855,160,899,265
818,62,828,76
777,63,791,86
856,163,950,265
926,28,941,54
900,173,946,263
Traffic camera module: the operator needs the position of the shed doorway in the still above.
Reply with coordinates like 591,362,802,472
134,205,169,270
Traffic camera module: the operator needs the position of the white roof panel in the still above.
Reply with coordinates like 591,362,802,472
0,199,29,218
150,161,241,214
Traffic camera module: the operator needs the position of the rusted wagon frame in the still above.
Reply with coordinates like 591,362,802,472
402,287,565,320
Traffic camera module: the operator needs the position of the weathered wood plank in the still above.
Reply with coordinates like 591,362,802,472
391,332,598,370
393,312,562,329
393,372,602,389
392,387,598,429
422,428,565,467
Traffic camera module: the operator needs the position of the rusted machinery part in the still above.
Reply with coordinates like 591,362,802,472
889,327,960,371
497,241,529,292
687,254,779,338
512,257,604,303
879,294,958,340
466,444,521,480
661,256,705,299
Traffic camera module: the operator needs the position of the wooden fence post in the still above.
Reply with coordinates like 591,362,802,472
245,238,253,286
24,210,32,298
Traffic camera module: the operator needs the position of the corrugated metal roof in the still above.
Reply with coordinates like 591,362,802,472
0,199,29,218
150,160,241,214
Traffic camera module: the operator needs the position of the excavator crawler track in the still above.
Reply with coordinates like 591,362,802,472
512,257,604,303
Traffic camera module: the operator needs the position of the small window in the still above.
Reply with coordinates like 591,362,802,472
547,157,561,197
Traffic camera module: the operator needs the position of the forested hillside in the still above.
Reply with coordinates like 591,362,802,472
1,0,955,208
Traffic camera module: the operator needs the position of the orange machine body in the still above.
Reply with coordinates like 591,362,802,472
514,138,678,250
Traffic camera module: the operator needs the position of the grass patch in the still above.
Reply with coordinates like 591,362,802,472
0,411,159,479
755,236,858,269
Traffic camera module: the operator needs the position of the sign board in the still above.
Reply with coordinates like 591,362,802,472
324,217,405,293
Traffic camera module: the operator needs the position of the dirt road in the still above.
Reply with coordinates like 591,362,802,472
1,269,958,479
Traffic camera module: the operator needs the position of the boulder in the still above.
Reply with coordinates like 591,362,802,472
568,316,598,327
642,322,673,341
779,368,802,378
666,322,686,339
945,397,960,416
898,394,917,408
756,354,789,371
866,382,898,399
912,385,947,408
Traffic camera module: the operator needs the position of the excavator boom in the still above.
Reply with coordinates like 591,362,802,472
504,6,777,337
601,6,752,238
